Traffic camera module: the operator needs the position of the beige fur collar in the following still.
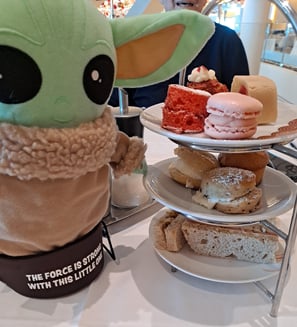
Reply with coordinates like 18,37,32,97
0,107,118,181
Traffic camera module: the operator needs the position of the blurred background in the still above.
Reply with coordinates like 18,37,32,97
91,0,297,105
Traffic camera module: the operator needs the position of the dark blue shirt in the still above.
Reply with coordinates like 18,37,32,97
109,23,249,108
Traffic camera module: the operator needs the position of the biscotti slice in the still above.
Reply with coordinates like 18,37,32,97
182,219,280,264
231,75,277,124
164,214,186,252
151,211,176,250
151,210,186,252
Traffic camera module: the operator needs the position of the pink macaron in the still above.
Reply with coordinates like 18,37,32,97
204,92,263,140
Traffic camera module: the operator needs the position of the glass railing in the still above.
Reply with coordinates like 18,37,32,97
261,23,297,70
203,1,297,71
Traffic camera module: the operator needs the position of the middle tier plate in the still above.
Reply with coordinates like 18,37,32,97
145,158,297,224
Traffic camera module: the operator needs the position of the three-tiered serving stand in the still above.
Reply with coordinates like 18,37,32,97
140,103,297,317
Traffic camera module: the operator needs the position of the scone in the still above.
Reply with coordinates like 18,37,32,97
218,151,270,185
192,167,262,214
169,146,219,189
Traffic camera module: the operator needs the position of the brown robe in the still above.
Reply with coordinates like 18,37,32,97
0,107,145,256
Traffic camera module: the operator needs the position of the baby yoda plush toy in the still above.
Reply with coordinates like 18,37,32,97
0,0,214,297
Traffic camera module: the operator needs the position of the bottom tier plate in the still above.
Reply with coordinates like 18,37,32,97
149,209,281,284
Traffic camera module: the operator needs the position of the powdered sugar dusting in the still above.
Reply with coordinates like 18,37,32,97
207,167,255,187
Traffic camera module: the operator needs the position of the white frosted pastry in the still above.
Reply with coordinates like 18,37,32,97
231,75,277,124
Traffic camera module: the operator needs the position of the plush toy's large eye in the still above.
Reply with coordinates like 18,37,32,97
0,45,42,104
83,55,114,105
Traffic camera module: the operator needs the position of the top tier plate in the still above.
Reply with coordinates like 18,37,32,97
140,102,297,152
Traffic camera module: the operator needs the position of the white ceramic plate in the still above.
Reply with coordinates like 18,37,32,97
145,158,297,224
149,209,281,283
140,102,297,151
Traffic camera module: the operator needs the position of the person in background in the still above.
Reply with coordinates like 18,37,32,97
109,0,249,108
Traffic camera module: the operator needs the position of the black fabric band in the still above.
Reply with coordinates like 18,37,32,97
0,223,104,298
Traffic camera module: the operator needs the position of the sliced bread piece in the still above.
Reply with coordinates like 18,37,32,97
182,219,280,264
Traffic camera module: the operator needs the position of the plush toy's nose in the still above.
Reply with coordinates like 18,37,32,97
53,96,75,124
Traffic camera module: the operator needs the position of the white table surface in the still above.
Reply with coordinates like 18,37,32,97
0,128,297,327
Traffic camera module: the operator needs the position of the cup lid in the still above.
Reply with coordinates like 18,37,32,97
111,106,142,118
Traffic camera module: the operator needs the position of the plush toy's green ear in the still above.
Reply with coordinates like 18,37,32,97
111,10,215,88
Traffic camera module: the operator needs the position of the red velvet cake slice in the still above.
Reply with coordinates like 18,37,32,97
162,84,211,134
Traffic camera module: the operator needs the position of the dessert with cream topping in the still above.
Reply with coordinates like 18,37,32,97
187,65,228,94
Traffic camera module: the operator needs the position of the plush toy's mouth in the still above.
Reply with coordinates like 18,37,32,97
176,1,196,7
